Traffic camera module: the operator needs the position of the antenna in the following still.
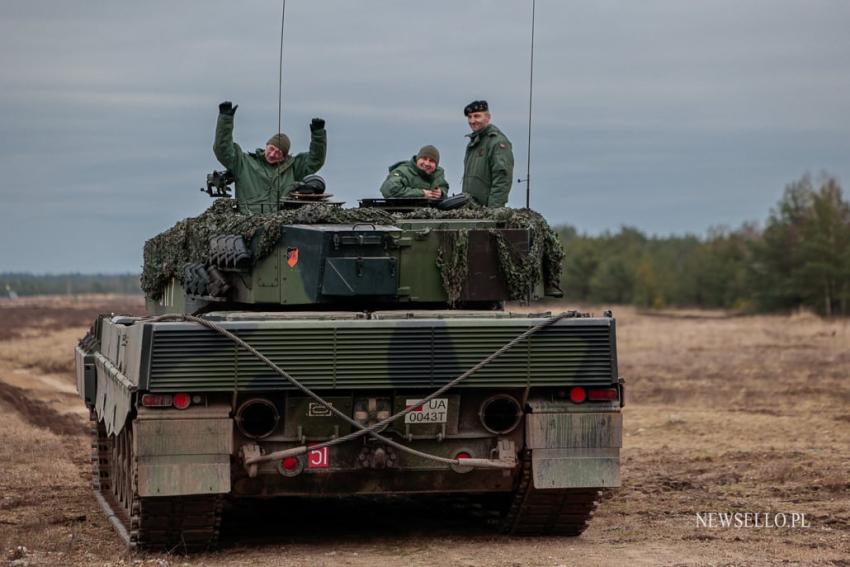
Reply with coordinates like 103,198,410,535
517,0,537,209
522,0,537,303
277,0,287,135
274,0,288,201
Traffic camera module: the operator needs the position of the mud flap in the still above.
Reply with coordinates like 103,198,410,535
531,448,620,489
135,408,233,497
525,411,622,489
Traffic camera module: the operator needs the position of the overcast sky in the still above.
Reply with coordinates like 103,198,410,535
1,1,849,273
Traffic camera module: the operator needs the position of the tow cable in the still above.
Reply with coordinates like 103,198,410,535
148,312,572,471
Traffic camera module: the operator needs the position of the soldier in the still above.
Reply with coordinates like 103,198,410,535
462,100,514,207
380,145,448,200
214,101,327,214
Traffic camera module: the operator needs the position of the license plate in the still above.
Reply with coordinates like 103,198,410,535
405,398,448,424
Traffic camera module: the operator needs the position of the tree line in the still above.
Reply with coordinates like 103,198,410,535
0,273,141,297
556,174,850,315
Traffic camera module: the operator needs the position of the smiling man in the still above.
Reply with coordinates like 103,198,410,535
213,101,327,214
461,100,514,208
380,145,448,200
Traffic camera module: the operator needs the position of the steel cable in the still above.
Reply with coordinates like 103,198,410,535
147,311,572,468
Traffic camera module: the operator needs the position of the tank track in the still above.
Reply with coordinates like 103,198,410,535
90,412,223,552
500,450,600,536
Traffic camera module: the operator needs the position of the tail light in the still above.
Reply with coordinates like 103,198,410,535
557,387,619,404
450,450,474,474
141,394,172,407
588,388,619,401
173,393,192,410
569,387,586,403
277,455,304,477
141,392,202,409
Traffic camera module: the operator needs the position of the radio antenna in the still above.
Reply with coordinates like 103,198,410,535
517,0,537,208
277,0,287,134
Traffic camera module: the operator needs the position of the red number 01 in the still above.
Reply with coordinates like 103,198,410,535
308,446,329,468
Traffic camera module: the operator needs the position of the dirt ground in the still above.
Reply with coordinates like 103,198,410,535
0,296,847,566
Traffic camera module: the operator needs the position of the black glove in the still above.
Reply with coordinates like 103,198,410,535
219,101,238,116
310,117,325,131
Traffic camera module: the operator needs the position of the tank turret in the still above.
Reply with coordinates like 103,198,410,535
143,191,561,315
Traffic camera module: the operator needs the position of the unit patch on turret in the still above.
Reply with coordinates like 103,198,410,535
287,247,299,267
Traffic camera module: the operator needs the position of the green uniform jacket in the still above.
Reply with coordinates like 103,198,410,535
462,123,514,207
380,157,449,198
213,113,327,214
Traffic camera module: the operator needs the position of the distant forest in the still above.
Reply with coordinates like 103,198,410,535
4,174,848,316
558,173,850,316
0,273,141,297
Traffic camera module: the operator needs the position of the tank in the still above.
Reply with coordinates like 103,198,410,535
75,186,623,551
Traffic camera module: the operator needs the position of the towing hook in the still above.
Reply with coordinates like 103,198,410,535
240,444,262,478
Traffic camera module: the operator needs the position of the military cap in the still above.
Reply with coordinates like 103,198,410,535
417,145,440,166
464,100,489,116
266,133,291,155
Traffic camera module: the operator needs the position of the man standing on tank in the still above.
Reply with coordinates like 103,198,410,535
380,145,448,200
462,100,514,208
214,101,327,214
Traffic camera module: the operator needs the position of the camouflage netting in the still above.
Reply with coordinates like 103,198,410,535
407,207,564,300
142,201,564,301
435,230,470,305
142,200,395,299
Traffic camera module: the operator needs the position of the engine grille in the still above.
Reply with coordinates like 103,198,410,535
145,318,616,392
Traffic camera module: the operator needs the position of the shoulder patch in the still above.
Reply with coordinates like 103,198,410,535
499,143,507,149
392,172,401,177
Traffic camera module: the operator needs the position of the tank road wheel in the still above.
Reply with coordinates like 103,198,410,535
500,451,601,536
109,425,132,519
91,415,223,551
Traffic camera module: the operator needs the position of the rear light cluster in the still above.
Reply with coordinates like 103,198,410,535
450,450,474,474
141,392,201,409
277,455,304,477
558,387,619,404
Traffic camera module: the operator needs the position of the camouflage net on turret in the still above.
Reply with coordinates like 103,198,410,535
406,207,564,300
141,201,564,301
435,230,470,306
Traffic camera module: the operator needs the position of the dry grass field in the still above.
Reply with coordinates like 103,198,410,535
0,296,848,566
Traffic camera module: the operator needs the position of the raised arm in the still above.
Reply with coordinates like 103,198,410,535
293,118,327,178
213,101,243,173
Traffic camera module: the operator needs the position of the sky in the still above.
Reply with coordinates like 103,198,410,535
1,0,849,273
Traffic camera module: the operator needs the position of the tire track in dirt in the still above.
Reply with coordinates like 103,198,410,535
0,380,88,437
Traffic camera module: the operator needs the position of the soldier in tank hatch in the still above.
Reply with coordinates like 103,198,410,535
462,100,514,208
380,145,449,200
214,101,327,214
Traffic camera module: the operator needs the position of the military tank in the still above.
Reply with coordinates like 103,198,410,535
75,183,623,551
